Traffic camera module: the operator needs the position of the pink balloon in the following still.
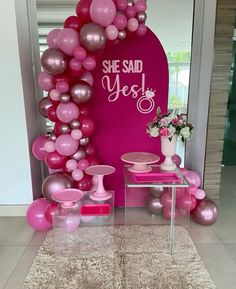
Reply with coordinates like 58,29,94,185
136,24,147,37
78,158,90,171
195,189,206,200
163,207,180,220
55,134,79,156
56,81,69,93
172,154,182,167
57,28,80,56
58,215,81,233
106,25,119,40
82,56,96,71
87,155,100,166
80,71,94,86
90,0,117,27
126,6,137,18
180,167,188,176
192,199,218,226
190,195,197,211
186,171,201,188
32,136,48,160
71,129,83,140
49,89,61,102
127,18,139,32
80,116,96,136
115,0,127,11
38,71,55,91
113,13,128,30
134,0,147,12
175,187,185,199
44,151,68,169
56,102,80,123
69,58,82,71
47,29,61,48
160,192,172,209
85,143,96,155
44,141,56,153
176,193,193,211
76,0,92,22
74,46,87,61
26,198,52,231
66,159,78,171
72,169,84,181
44,203,58,223
187,184,197,195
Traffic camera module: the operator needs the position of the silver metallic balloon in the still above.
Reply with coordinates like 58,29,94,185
38,97,52,118
150,187,165,197
118,30,126,40
41,48,68,76
70,120,81,129
127,0,134,6
79,137,90,146
71,81,93,104
192,199,218,226
136,11,147,23
59,94,70,103
71,149,86,161
80,23,107,53
147,196,163,215
59,124,71,134
42,173,74,202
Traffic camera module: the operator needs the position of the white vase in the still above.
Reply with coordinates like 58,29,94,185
160,135,177,171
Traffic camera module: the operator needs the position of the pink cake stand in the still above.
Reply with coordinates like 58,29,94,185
85,165,115,201
121,152,160,173
52,188,84,208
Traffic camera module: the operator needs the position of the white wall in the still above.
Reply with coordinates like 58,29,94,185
0,0,42,207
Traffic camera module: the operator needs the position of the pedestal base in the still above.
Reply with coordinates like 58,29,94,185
89,191,112,201
160,161,177,171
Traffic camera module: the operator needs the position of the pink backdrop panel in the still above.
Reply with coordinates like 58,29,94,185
89,28,168,207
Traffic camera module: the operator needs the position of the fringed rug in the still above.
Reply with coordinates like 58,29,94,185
23,225,216,289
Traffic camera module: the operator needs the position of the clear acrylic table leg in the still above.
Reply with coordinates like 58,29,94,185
169,186,176,255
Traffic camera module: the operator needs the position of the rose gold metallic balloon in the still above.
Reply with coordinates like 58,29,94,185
79,137,90,146
38,97,52,118
118,30,126,40
41,48,68,76
149,187,165,197
136,11,147,23
59,94,71,103
71,81,93,104
59,124,71,134
71,149,86,161
42,173,74,202
147,196,163,215
70,120,81,129
192,199,218,226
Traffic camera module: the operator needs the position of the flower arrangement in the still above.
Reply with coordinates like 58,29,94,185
147,107,193,142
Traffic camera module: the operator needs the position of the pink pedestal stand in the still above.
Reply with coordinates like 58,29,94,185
52,188,84,208
85,165,115,201
121,152,160,173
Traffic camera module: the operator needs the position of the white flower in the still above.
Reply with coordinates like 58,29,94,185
149,127,159,137
169,125,176,136
180,127,190,139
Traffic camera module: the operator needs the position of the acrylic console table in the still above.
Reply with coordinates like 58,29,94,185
123,164,190,255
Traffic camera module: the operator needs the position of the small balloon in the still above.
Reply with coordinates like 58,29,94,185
71,129,83,140
160,192,172,209
44,151,68,169
82,56,96,71
85,143,96,156
69,58,82,72
80,71,94,86
32,135,48,160
38,71,55,91
47,105,59,122
44,203,58,224
106,25,119,40
70,120,81,129
147,196,163,215
66,159,78,171
41,48,68,75
47,29,61,48
117,30,126,40
149,187,165,196
72,149,86,161
78,158,90,171
195,189,206,200
127,0,134,6
59,124,71,134
57,28,80,56
72,169,84,181
113,13,128,30
74,46,87,61
134,0,147,12
64,16,83,31
127,18,139,32
172,154,182,167
80,137,90,146
44,141,56,153
55,134,79,156
38,97,52,118
59,93,71,103
71,81,93,104
75,175,92,191
185,171,201,188
49,89,61,102
126,6,136,18
136,11,147,23
115,0,128,11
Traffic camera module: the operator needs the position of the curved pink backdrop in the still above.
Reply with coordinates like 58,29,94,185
89,28,168,207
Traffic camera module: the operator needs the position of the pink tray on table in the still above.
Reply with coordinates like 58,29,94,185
80,204,111,216
133,172,180,184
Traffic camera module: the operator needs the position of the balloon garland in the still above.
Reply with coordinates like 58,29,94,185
28,0,148,230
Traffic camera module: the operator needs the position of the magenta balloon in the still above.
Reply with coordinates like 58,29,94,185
187,184,198,195
47,28,61,48
41,48,68,75
160,192,172,209
55,134,79,156
44,151,68,169
32,135,48,161
134,0,147,12
38,71,55,91
126,6,136,18
26,198,52,231
163,207,180,220
56,102,80,123
186,171,201,188
42,173,74,202
116,0,128,11
56,81,69,93
172,154,182,167
69,58,82,71
80,71,94,86
78,158,90,171
80,116,96,136
44,203,58,224
74,46,87,61
192,199,218,226
82,56,96,71
136,23,147,36
57,28,80,56
38,97,52,117
190,195,197,211
176,193,192,211
90,0,116,27
113,13,128,30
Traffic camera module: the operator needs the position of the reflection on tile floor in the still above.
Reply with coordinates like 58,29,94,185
0,166,236,289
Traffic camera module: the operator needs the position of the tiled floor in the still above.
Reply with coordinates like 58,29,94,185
0,166,236,289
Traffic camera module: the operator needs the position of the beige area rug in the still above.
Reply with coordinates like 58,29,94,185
23,225,216,289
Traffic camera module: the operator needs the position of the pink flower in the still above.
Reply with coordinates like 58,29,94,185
172,118,179,126
160,117,170,126
159,127,171,137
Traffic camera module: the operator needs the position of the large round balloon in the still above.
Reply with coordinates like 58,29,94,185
56,102,80,123
76,0,92,22
90,0,116,27
41,48,68,75
192,199,218,226
71,81,93,104
47,28,61,48
57,28,80,56
32,135,48,161
38,71,55,91
185,171,201,188
80,23,107,52
44,202,58,223
146,196,163,215
55,134,79,156
44,151,68,169
26,198,52,231
42,173,74,202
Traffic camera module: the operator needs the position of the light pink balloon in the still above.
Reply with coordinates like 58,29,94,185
74,46,87,60
90,0,117,27
57,28,80,56
56,102,80,123
78,158,90,171
127,18,139,32
44,141,56,153
38,71,55,91
187,184,197,195
126,6,137,18
172,154,182,167
55,134,79,156
47,29,61,48
82,56,96,71
80,71,94,86
56,81,69,93
185,171,201,188
106,25,118,40
66,159,78,171
71,129,83,140
113,13,127,30
49,89,61,101
72,169,84,181
134,0,147,12
195,189,206,200
32,135,48,160
69,58,82,71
